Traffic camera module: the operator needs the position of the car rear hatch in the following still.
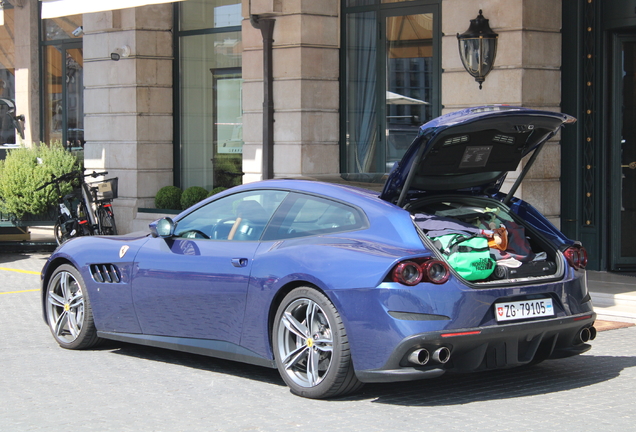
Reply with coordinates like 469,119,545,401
380,106,575,207
380,106,577,284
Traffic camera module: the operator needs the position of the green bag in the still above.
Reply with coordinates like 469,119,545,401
433,233,495,281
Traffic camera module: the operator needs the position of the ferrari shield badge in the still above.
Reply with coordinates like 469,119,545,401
119,245,130,259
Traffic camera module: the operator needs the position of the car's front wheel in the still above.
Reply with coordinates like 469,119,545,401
273,287,362,398
45,264,102,349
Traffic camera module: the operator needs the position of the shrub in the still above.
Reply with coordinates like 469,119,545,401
207,186,227,198
213,156,243,189
155,186,182,210
0,143,81,218
181,186,209,209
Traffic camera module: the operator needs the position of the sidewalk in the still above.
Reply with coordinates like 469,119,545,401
3,226,636,323
587,271,636,323
0,226,56,253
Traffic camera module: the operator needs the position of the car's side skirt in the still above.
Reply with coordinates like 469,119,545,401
97,331,277,369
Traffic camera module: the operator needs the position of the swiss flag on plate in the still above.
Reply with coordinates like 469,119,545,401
497,307,504,316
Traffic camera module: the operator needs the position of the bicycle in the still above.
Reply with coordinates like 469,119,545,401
37,170,118,245
83,172,118,237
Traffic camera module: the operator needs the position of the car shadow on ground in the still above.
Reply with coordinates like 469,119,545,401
0,252,50,266
349,353,636,405
106,341,286,387
102,339,636,404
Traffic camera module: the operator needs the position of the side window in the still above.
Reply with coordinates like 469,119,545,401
264,193,368,240
175,190,288,241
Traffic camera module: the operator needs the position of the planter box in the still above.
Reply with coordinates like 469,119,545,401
0,226,31,241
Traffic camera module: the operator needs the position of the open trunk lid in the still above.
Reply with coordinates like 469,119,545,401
380,106,575,206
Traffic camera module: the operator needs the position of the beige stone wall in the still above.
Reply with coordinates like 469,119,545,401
13,0,40,146
83,5,174,234
442,0,563,225
241,0,340,183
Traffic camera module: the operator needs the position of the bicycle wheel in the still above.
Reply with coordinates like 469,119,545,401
53,222,64,246
97,206,118,235
77,202,94,236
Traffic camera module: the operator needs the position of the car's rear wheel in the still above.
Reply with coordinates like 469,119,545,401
45,264,102,349
273,287,362,399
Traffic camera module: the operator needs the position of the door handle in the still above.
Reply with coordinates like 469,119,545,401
621,162,636,169
231,258,248,267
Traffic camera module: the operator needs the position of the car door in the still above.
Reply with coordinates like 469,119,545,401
131,189,288,344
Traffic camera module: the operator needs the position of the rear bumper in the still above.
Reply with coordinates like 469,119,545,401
355,312,596,383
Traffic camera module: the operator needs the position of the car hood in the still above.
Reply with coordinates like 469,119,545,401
380,106,575,206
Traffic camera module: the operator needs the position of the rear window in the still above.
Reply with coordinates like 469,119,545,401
263,193,368,240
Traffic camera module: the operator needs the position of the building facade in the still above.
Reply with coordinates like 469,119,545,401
1,0,634,272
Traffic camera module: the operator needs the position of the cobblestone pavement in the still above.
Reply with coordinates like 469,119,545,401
1,253,635,432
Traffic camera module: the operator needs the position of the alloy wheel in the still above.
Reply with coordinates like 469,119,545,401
276,298,334,388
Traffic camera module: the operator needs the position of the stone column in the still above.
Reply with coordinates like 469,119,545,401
242,0,340,182
442,0,563,226
83,4,174,234
13,0,40,146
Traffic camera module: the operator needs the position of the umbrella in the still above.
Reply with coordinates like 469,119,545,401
386,91,429,105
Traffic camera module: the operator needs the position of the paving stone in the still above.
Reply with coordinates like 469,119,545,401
1,253,635,431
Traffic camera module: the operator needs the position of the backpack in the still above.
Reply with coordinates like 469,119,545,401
433,233,496,281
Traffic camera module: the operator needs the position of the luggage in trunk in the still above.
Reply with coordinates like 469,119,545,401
409,195,560,283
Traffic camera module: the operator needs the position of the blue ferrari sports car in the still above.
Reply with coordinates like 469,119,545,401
41,106,595,399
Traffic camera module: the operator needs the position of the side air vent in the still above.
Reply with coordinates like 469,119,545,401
443,135,469,146
493,134,515,145
90,264,121,283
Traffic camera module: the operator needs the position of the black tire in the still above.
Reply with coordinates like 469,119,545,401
273,287,363,399
44,264,102,350
77,203,94,236
97,206,117,235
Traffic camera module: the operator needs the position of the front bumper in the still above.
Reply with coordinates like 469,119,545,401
355,312,596,383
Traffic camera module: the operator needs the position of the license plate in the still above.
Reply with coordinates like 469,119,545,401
494,299,554,322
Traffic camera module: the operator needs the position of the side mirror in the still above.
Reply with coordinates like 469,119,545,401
149,217,175,238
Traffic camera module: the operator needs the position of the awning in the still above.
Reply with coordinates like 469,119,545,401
40,0,186,19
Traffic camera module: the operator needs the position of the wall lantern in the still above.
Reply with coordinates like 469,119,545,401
457,10,498,89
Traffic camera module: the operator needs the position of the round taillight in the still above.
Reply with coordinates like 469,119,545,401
392,261,423,286
580,247,588,268
564,246,588,270
421,260,450,284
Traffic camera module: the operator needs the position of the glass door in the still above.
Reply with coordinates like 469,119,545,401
610,35,636,269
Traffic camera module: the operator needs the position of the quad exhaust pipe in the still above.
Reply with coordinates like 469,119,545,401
432,347,451,364
408,347,451,366
578,326,597,344
408,348,430,365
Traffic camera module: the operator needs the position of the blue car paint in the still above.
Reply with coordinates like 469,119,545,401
506,197,575,247
131,236,259,343
381,106,575,203
41,109,594,385
41,235,147,334
41,179,593,375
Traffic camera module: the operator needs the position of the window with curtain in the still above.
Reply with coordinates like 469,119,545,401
342,1,440,173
